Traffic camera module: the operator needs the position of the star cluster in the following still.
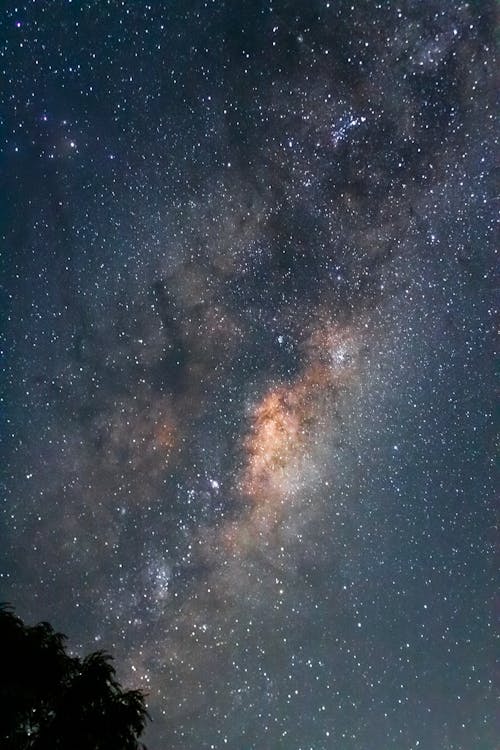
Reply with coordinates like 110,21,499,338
1,2,497,749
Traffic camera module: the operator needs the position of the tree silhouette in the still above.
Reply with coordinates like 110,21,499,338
0,605,149,749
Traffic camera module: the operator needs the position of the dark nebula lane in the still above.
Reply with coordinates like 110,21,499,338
1,2,497,748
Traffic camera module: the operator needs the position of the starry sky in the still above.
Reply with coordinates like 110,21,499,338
1,2,498,748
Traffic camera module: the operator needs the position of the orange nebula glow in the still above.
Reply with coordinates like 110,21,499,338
152,418,177,454
227,322,363,545
241,386,306,501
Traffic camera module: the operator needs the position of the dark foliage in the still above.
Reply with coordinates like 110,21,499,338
0,605,149,750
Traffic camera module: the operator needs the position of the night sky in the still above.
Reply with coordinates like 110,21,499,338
1,2,498,748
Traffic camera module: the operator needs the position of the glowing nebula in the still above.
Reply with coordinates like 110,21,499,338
241,385,307,504
223,323,364,547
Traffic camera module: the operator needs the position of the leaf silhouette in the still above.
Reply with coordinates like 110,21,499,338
0,604,149,750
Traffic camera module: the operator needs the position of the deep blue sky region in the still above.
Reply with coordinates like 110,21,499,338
1,2,497,748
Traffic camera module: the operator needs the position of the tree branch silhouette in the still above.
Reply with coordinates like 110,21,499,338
0,604,150,750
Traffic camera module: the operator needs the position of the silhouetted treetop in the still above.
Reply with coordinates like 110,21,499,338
0,604,149,750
